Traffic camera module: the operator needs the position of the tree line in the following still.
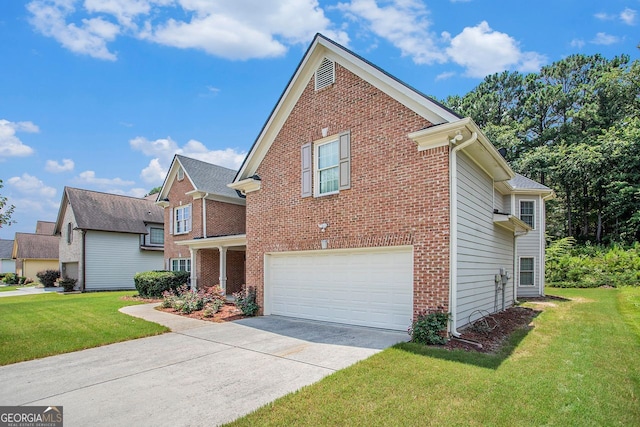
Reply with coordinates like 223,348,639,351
442,53,640,244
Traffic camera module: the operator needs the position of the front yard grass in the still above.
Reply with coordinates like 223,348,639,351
227,287,640,426
0,285,19,292
0,291,168,366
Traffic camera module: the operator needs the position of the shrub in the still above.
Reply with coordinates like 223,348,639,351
36,270,60,287
408,309,450,345
57,277,77,292
233,286,259,316
134,270,190,298
203,299,225,317
2,273,18,285
161,285,225,314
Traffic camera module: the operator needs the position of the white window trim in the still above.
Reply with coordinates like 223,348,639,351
174,204,192,235
519,199,536,230
313,135,340,197
519,256,536,287
171,258,191,272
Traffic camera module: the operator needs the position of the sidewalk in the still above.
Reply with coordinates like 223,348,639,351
0,286,62,298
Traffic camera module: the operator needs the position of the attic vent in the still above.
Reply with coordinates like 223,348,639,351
177,167,184,181
315,58,335,91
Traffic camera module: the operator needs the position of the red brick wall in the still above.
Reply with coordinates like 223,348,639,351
163,175,197,264
203,200,245,237
245,64,451,319
196,249,245,294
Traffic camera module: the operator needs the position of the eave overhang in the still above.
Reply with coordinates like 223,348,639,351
228,179,261,195
493,213,532,234
175,234,247,250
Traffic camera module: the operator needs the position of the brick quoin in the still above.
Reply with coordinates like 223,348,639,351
245,64,450,319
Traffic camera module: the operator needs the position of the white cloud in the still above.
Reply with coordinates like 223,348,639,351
435,71,456,81
570,38,586,49
591,32,620,45
27,0,120,61
0,119,38,159
594,12,615,21
444,21,546,77
7,174,57,198
620,8,637,25
27,0,347,61
108,187,149,198
45,158,74,173
77,170,135,186
337,0,446,64
130,136,246,184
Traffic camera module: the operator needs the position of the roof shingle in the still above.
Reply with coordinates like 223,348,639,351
176,155,242,200
0,239,14,259
14,233,59,259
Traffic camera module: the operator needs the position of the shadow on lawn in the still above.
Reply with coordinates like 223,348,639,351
394,296,571,369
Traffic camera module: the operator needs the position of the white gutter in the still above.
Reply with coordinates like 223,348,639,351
449,131,478,337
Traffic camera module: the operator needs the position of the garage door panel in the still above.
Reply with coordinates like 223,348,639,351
266,247,413,331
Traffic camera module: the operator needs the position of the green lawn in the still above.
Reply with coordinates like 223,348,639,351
0,291,168,365
228,288,640,426
0,286,19,292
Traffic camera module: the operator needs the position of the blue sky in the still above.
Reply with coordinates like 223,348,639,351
1,0,639,239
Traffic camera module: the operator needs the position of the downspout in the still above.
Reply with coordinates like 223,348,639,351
81,230,86,292
202,193,209,238
449,131,478,337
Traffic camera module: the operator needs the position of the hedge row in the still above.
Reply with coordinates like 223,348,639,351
134,270,190,298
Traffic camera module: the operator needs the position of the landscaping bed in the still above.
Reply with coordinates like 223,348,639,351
157,302,247,323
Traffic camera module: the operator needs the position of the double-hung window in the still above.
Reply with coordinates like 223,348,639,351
520,200,535,228
171,258,191,272
174,205,191,234
316,139,340,195
520,257,535,286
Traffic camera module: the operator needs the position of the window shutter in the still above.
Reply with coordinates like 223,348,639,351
339,131,351,190
301,142,312,197
169,208,174,235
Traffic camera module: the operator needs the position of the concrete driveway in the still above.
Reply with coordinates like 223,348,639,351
0,304,407,426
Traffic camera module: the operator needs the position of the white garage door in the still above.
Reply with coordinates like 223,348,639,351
265,247,413,331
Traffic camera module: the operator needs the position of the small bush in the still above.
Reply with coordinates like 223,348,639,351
36,270,60,287
57,277,77,292
233,286,259,316
134,270,190,298
408,309,450,345
161,285,225,314
203,299,225,317
2,273,18,284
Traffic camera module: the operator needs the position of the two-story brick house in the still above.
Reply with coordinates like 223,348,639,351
156,155,246,295
230,34,553,334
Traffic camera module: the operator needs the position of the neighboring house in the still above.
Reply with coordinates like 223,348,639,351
230,34,553,333
0,239,15,274
12,231,59,281
156,155,246,295
54,187,165,291
502,175,554,297
35,220,56,236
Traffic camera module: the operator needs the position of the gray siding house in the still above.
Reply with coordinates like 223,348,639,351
54,187,165,291
0,239,15,274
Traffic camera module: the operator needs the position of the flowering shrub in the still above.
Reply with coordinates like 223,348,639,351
233,286,259,316
162,285,225,314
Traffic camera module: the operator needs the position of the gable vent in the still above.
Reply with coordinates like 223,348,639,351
315,58,335,91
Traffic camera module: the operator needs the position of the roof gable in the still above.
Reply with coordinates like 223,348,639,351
157,155,244,204
36,221,55,235
13,233,59,259
57,187,164,234
233,33,460,182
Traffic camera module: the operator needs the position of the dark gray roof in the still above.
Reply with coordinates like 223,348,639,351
14,233,59,259
176,155,242,200
509,174,552,191
36,221,55,235
65,187,164,234
0,239,14,259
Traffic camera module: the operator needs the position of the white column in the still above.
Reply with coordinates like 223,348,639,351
218,246,227,294
190,248,198,290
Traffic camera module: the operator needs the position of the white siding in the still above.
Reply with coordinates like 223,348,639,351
456,152,514,329
515,195,545,297
85,231,163,290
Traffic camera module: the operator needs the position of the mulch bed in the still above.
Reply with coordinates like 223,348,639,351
442,305,543,353
157,303,247,323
